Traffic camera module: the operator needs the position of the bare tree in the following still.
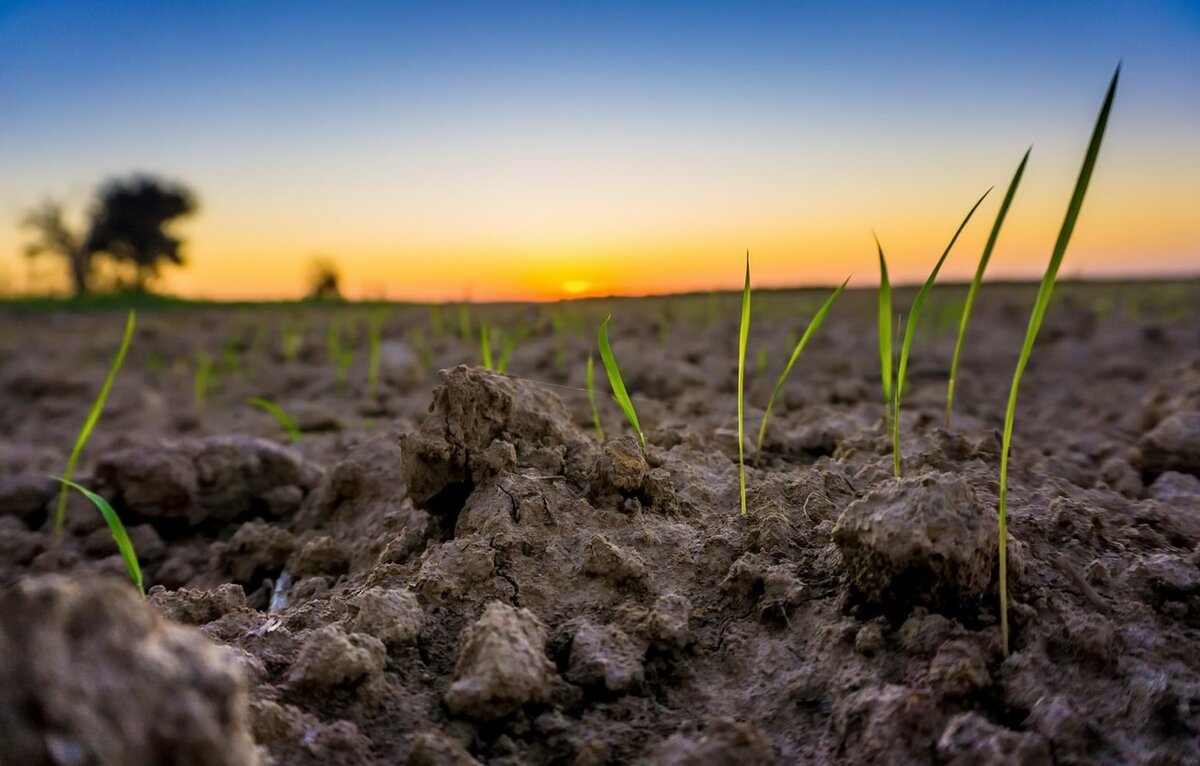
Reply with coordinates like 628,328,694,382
21,200,90,295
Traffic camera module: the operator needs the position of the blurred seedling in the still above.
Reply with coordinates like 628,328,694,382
597,315,645,449
586,352,604,440
496,331,520,374
755,346,768,378
194,350,213,408
281,323,304,361
755,277,848,466
428,303,445,337
945,148,1029,429
54,310,135,543
366,310,384,397
248,397,302,443
410,327,434,369
998,66,1118,656
480,323,494,370
888,187,991,477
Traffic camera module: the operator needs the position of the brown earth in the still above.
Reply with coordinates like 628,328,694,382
1,280,1198,765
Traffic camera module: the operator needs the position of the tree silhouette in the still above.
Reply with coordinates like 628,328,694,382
21,200,90,295
307,257,343,300
84,175,198,292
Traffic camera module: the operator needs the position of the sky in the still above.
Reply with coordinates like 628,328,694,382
0,1,1196,301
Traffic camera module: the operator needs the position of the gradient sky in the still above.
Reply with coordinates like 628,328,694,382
0,1,1196,301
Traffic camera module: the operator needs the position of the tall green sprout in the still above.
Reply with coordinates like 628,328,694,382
755,277,849,465
998,67,1118,656
597,316,645,449
945,148,1031,429
876,235,892,430
586,352,604,440
736,254,751,516
54,310,136,542
890,188,992,477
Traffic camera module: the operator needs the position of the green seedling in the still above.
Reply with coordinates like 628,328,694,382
945,148,1031,429
366,311,384,397
55,478,143,595
429,303,445,337
496,332,519,374
598,315,645,449
876,234,893,430
480,323,494,370
281,324,304,361
410,328,434,369
889,187,991,477
194,350,213,408
248,397,302,443
755,277,849,465
736,255,751,516
326,319,343,363
755,347,768,379
335,349,354,386
55,310,135,542
998,66,1118,656
586,352,604,440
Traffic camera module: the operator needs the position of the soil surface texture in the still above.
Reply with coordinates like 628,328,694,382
1,281,1198,765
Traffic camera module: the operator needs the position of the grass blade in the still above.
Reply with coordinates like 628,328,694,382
891,187,992,477
946,148,1031,429
756,276,849,465
54,477,143,596
496,333,518,374
597,315,645,449
480,323,494,370
737,253,751,516
876,234,892,429
55,310,135,541
999,66,1119,656
248,397,302,443
586,352,604,440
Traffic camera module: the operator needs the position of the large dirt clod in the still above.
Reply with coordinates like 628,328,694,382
833,472,997,612
400,366,589,514
0,575,256,766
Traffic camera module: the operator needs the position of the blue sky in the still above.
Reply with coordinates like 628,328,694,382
0,1,1196,298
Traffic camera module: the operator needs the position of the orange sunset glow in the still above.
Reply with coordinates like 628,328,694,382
1,3,1196,301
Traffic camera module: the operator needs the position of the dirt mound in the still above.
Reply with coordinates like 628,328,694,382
0,575,256,766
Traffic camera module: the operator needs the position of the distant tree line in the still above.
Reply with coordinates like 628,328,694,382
22,173,197,295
